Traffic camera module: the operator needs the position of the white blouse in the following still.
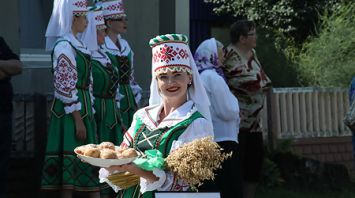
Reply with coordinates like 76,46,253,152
99,100,214,193
200,69,240,142
52,33,94,114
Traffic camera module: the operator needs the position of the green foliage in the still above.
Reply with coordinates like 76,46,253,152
274,139,294,153
297,2,355,87
205,0,354,87
256,29,300,87
204,0,341,44
259,139,294,190
260,158,284,189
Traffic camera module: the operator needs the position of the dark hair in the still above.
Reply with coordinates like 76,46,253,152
104,17,127,32
230,20,256,44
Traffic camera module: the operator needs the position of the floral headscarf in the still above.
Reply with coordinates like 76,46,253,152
194,38,226,81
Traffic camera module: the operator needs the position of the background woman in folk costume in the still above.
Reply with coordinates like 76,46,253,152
81,6,124,146
99,34,213,198
100,0,142,130
41,0,100,197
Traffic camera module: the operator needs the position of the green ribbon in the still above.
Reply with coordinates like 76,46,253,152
133,149,165,171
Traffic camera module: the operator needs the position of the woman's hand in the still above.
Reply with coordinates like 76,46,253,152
106,163,160,183
72,111,87,141
106,163,137,174
75,119,87,140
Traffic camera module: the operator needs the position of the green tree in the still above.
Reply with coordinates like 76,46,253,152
204,0,341,44
297,3,355,87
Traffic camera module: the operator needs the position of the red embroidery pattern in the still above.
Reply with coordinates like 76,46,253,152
122,129,134,147
73,0,87,8
95,15,103,22
54,54,77,98
105,3,122,12
120,142,128,148
169,174,178,191
118,2,124,12
153,44,189,64
170,174,188,191
173,184,183,191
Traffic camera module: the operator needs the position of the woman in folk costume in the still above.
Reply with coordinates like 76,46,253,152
100,0,142,129
81,6,124,145
41,0,100,197
99,34,213,198
194,38,243,198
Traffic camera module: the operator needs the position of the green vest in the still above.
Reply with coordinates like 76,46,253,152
116,52,132,85
92,52,120,98
118,111,203,198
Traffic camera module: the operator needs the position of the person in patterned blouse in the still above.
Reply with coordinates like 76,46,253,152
41,0,100,198
223,20,271,198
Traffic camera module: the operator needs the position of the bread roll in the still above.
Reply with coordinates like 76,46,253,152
100,149,118,159
75,145,87,155
121,148,138,158
86,144,97,148
84,147,101,158
115,147,125,158
98,142,115,150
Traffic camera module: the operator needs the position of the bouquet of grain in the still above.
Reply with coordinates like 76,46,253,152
165,136,231,189
107,171,140,189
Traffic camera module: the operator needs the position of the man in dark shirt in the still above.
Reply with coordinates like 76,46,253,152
0,37,22,198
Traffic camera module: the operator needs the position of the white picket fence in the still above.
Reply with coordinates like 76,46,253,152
11,87,352,155
263,87,351,140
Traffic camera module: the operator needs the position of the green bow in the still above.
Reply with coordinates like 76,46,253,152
133,149,165,171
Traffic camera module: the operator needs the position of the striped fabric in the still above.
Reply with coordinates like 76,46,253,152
149,34,188,48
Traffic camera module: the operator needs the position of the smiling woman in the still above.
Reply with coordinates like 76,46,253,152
156,71,192,108
99,34,214,198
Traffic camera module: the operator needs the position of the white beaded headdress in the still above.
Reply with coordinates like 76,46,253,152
149,34,192,76
149,34,212,121
101,0,126,20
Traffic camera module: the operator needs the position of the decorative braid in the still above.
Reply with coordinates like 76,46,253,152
149,34,189,48
88,5,102,11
